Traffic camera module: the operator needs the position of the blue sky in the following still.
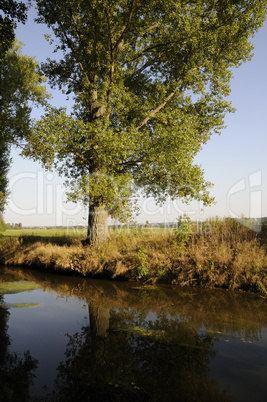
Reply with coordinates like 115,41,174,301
3,6,267,226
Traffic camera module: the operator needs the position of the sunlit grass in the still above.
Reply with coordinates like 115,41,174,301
3,228,87,238
2,226,173,239
0,219,267,294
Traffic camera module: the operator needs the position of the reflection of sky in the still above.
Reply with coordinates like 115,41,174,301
210,334,267,402
4,288,88,396
3,7,267,226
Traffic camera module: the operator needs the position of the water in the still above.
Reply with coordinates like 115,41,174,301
0,266,267,401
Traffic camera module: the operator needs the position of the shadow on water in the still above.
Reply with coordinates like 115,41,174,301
1,266,267,401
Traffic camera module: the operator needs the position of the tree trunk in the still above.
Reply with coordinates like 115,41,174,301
87,205,109,244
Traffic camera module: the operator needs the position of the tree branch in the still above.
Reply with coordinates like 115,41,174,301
46,1,90,84
103,1,113,52
117,159,142,173
129,39,189,64
135,87,180,131
129,57,159,79
112,0,137,52
135,62,206,131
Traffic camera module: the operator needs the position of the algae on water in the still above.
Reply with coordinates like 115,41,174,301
0,281,40,295
0,303,41,308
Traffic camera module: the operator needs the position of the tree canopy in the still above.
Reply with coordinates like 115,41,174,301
25,0,267,243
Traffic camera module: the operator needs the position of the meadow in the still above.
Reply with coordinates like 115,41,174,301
3,227,87,238
1,218,267,294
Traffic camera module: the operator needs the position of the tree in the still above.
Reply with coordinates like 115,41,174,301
25,0,267,244
0,41,50,210
0,41,49,144
0,0,27,63
0,0,27,211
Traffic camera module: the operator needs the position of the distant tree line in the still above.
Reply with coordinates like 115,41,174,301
5,222,22,230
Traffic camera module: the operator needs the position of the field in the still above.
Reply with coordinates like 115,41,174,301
3,228,87,238
1,218,267,294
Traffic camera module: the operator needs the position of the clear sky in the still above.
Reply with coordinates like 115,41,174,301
3,6,267,227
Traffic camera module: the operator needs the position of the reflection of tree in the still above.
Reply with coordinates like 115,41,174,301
89,301,109,338
10,267,267,342
88,300,110,370
0,296,38,402
52,304,231,401
2,267,267,401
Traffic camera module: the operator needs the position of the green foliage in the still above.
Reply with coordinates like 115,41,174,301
0,41,50,210
0,215,6,232
67,172,139,222
157,267,167,278
137,246,149,279
0,2,29,212
0,0,27,63
24,1,267,235
0,2,25,210
176,214,192,247
0,41,50,144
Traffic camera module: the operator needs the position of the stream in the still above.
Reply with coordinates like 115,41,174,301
0,266,267,401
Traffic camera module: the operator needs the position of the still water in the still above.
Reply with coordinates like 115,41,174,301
0,266,267,401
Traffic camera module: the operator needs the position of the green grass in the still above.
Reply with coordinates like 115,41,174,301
1,226,173,240
3,228,87,238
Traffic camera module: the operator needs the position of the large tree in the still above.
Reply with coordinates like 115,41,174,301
25,0,267,243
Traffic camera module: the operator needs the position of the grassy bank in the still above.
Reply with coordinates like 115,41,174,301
1,218,267,294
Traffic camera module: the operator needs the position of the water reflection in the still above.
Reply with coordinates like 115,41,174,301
0,294,38,401
54,310,230,401
0,266,267,401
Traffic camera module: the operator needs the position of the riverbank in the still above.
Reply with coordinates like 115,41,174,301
1,218,267,294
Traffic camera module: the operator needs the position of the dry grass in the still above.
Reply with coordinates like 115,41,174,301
0,218,267,294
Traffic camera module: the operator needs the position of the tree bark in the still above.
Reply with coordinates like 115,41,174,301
87,205,109,244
